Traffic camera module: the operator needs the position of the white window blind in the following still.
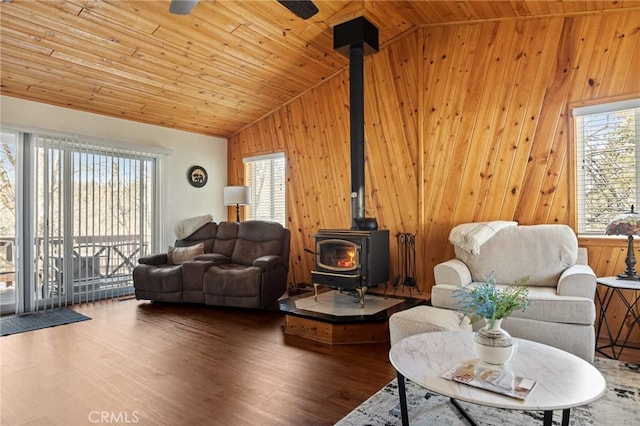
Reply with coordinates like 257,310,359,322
243,153,286,225
32,134,158,308
575,99,640,234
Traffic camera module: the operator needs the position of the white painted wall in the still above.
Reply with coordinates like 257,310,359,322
0,96,228,250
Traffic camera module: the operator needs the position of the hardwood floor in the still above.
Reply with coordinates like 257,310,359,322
1,299,638,426
1,299,397,425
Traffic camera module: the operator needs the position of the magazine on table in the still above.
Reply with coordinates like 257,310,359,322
441,361,537,400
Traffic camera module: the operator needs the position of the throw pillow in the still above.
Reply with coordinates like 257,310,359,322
168,243,204,265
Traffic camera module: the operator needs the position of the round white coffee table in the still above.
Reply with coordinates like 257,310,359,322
389,331,606,426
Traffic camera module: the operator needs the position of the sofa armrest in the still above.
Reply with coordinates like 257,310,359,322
577,247,589,265
138,253,168,266
254,255,287,270
434,259,472,286
194,253,230,265
557,264,597,299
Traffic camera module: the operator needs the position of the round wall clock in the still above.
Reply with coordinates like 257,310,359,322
187,165,208,188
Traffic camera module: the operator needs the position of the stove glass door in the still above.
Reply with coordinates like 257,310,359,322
316,239,360,272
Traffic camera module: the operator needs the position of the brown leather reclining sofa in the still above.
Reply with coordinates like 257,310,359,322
133,220,291,309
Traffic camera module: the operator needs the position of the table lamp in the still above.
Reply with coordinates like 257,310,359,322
224,186,250,222
605,205,640,280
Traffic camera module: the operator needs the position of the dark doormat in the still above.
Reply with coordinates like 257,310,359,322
0,308,91,336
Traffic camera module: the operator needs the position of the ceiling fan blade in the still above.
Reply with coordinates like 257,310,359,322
169,0,199,15
277,0,319,20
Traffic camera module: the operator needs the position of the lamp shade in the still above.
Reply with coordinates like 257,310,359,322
223,186,250,206
605,205,640,236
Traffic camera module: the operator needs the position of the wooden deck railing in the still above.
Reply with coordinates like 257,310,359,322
0,235,148,289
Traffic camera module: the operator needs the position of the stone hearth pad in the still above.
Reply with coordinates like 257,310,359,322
294,290,404,316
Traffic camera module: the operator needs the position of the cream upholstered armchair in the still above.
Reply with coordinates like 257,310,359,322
432,223,597,362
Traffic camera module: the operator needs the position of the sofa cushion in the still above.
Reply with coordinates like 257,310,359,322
203,264,262,297
454,224,578,287
133,264,183,292
168,243,204,265
213,221,238,256
432,283,595,325
231,221,284,266
509,286,595,325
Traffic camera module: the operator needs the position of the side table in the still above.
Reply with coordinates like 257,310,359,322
595,276,640,359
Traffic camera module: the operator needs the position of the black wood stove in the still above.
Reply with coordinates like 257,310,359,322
311,229,389,306
310,17,389,306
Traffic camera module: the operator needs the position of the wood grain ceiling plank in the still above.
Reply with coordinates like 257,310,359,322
175,74,286,110
480,1,528,19
1,48,142,95
325,1,369,28
26,84,147,112
545,1,571,15
453,1,490,21
514,1,550,16
149,16,273,67
226,0,339,55
0,61,104,95
77,0,161,35
2,1,136,56
358,0,416,38
2,52,180,114
2,44,261,131
390,1,447,25
225,14,343,71
137,106,248,130
95,85,254,125
149,2,346,88
436,1,475,22
3,85,147,118
0,19,183,85
31,0,84,16
229,24,340,83
0,28,55,56
5,0,288,110
1,38,271,118
69,4,309,98
48,48,180,88
174,58,299,97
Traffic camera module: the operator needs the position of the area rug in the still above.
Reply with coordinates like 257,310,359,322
0,308,91,336
294,290,404,316
336,357,639,425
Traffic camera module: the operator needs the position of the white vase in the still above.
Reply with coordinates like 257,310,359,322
473,318,515,365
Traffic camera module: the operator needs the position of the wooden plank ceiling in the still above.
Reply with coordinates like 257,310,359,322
0,0,633,137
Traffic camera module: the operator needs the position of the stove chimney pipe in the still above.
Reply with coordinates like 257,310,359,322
333,17,379,230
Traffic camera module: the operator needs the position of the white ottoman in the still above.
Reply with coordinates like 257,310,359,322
389,305,472,346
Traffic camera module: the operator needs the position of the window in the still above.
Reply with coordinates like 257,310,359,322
575,99,640,234
243,153,286,225
0,129,159,313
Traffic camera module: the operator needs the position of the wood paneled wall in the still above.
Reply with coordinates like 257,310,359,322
229,10,640,341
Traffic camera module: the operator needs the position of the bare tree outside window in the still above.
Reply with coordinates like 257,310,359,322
0,137,16,291
577,104,639,234
244,153,285,225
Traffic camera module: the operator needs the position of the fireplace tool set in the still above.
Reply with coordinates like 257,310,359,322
394,232,421,296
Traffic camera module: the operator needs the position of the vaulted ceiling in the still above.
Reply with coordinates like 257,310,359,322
1,1,637,137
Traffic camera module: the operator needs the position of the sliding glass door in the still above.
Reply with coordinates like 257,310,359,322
1,130,157,313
